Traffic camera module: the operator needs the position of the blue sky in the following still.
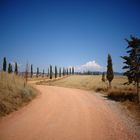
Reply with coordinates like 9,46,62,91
0,0,140,72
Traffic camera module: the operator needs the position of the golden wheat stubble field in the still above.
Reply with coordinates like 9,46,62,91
38,75,136,96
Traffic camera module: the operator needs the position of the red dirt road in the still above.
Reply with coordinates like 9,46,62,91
0,85,138,140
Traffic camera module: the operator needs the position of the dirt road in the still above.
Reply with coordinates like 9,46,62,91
0,85,138,140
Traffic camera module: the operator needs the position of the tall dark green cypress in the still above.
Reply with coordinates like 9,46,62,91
3,57,7,72
55,66,57,78
72,67,74,75
15,62,18,75
106,54,114,88
59,67,61,77
50,65,52,79
8,63,13,73
36,67,39,77
63,67,65,76
31,64,33,78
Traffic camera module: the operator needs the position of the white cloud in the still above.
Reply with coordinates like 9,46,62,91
75,60,105,72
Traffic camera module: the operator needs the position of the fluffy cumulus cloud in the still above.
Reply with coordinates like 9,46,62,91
75,60,104,72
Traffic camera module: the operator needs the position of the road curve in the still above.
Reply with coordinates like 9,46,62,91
0,85,138,140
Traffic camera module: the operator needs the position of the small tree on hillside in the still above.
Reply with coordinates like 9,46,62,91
31,64,33,78
121,36,140,101
106,54,114,88
3,57,7,72
55,66,57,78
50,65,52,79
15,62,18,75
8,63,13,73
102,72,105,82
59,67,61,77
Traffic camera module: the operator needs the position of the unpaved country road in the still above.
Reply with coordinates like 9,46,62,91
0,85,138,140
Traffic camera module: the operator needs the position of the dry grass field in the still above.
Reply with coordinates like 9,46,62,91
37,75,137,101
0,72,37,116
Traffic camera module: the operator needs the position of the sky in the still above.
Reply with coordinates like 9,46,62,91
0,0,140,72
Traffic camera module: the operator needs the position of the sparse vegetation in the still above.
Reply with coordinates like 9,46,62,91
0,72,37,116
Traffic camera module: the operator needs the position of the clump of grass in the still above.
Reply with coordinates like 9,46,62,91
107,86,137,101
0,72,37,116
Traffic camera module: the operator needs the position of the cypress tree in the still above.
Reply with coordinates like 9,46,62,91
107,54,114,88
36,67,39,77
72,67,74,75
25,63,29,83
48,68,50,77
15,62,18,75
3,57,7,72
67,68,68,75
122,36,140,101
8,63,13,73
50,65,52,79
55,66,57,78
31,64,33,78
69,68,71,75
63,67,65,76
59,67,61,77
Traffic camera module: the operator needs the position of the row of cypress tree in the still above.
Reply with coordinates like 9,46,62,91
30,65,74,79
49,65,74,79
1,57,75,79
2,57,18,74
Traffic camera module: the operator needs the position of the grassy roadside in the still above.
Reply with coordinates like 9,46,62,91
0,72,37,117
